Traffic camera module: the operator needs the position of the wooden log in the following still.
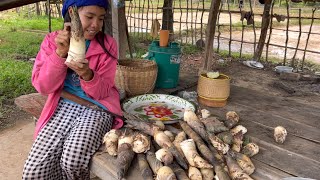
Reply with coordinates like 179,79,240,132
14,93,47,118
279,72,301,81
272,81,296,94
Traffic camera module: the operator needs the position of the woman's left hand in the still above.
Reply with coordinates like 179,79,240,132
65,59,93,81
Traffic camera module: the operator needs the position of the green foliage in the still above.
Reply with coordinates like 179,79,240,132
0,59,35,104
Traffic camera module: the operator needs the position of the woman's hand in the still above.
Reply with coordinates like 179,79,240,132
65,59,93,81
55,23,71,58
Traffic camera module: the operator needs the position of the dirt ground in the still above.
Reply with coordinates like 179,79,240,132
1,53,320,179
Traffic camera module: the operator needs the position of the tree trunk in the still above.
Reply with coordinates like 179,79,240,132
253,0,272,61
202,0,222,71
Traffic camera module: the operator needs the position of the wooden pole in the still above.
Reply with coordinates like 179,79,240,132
104,0,113,36
111,0,127,59
301,9,315,71
202,0,221,72
265,0,275,62
47,0,51,32
253,0,272,61
291,8,301,67
283,0,289,65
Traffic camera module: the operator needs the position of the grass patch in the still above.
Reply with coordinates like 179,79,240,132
0,30,44,60
0,59,35,104
0,13,63,104
0,12,63,31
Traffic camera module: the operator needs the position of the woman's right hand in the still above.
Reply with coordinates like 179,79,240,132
55,23,71,58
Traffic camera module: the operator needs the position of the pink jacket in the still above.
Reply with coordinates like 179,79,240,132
32,31,123,139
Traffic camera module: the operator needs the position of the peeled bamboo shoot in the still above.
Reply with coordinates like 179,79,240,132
156,166,177,180
156,148,174,165
66,6,85,63
103,129,120,156
133,133,150,153
188,167,202,180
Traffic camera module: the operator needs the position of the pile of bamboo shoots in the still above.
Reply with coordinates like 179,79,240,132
102,110,260,180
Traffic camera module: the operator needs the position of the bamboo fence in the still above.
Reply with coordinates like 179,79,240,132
15,0,320,69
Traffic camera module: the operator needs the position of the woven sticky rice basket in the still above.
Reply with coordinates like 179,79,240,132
197,73,230,107
115,59,158,97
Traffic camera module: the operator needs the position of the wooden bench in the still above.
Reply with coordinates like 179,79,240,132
14,93,142,180
16,85,320,179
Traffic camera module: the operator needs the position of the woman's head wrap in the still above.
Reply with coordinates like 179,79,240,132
62,0,108,18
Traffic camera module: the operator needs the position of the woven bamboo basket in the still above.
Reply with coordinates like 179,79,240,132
115,59,158,97
197,73,230,107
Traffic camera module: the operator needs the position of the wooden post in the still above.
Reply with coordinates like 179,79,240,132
202,0,221,71
36,2,40,15
162,0,174,39
111,0,127,59
104,1,113,36
47,0,52,32
253,0,272,61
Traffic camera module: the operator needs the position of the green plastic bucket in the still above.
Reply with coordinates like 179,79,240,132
146,41,181,88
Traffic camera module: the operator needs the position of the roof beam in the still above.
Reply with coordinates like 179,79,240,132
0,0,44,11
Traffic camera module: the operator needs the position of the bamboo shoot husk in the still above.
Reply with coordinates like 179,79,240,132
201,117,229,134
180,139,213,169
208,134,230,154
117,129,135,180
173,131,187,157
137,153,153,180
146,144,163,174
217,131,234,145
232,131,244,152
229,150,255,175
241,143,259,157
125,113,188,169
224,111,240,128
200,168,214,180
183,109,208,141
168,162,190,180
179,121,231,180
225,155,253,180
